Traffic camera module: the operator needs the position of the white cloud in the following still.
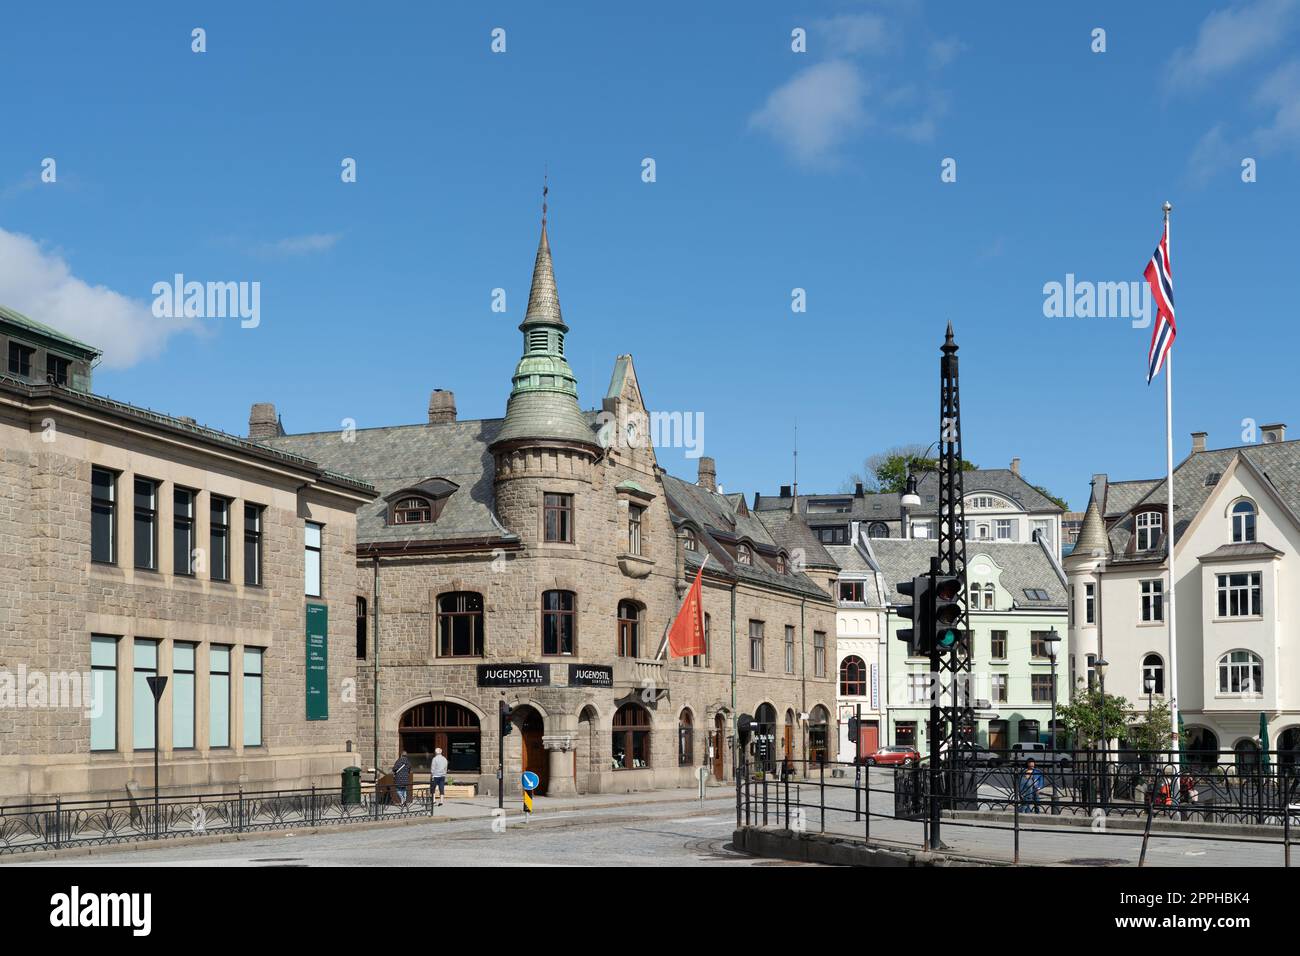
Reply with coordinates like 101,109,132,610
814,14,895,57
250,232,342,259
927,37,966,69
0,228,198,369
1253,59,1300,153
749,61,869,165
1165,0,1298,90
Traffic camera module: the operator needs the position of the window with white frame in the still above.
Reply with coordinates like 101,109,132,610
1232,500,1256,543
995,518,1014,540
1142,653,1164,695
990,672,1008,702
1085,583,1095,624
1217,650,1262,695
908,673,932,704
1135,511,1162,551
305,522,323,597
1217,572,1262,618
1140,578,1164,622
983,584,995,610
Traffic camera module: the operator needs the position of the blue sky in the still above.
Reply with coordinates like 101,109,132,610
2,1,1298,510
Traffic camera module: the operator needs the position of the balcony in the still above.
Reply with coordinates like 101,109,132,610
612,657,667,693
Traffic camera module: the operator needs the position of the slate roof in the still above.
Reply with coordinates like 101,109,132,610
0,304,101,358
662,473,832,601
1101,479,1161,519
1197,542,1285,561
265,419,514,546
867,538,1067,608
753,507,838,569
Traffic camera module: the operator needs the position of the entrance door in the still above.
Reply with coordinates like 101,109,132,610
713,714,726,781
518,706,548,795
859,721,879,760
783,722,795,766
988,720,1008,754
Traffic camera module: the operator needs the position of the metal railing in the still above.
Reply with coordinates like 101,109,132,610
734,749,1300,866
0,783,440,856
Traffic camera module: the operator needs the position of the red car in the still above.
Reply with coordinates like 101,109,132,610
866,745,920,767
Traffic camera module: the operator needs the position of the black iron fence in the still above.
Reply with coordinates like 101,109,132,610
0,783,440,856
734,749,1299,866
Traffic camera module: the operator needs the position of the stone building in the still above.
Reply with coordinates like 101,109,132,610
265,219,838,795
0,308,375,802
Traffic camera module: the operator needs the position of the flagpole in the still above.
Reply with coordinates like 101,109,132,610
1162,200,1181,749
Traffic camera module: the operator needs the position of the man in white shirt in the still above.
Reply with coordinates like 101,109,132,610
430,747,449,806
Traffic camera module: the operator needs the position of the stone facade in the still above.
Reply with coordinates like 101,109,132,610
0,380,374,803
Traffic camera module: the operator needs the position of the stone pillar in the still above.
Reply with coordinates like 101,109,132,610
543,733,577,795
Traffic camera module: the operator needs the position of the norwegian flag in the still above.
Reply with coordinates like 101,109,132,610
1144,219,1176,384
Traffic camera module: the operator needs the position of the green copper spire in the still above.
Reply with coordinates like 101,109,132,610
493,219,598,449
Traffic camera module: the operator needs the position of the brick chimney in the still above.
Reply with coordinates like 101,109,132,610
1191,431,1207,453
698,457,717,493
780,485,791,498
854,482,865,497
1010,457,1021,477
1262,422,1287,443
428,389,456,424
248,403,283,441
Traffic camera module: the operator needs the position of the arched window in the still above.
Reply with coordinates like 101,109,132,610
868,522,889,538
983,583,995,610
683,527,698,551
736,543,752,565
969,582,980,606
808,705,831,765
678,709,694,765
617,600,642,658
437,591,484,657
1234,738,1261,771
776,552,787,574
1136,511,1163,551
399,701,481,773
612,703,651,769
840,655,867,696
393,496,432,524
1141,653,1164,695
541,590,576,656
1218,650,1263,695
1232,500,1257,543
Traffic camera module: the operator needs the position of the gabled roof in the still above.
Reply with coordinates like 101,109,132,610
754,507,838,569
0,304,102,359
867,538,1067,608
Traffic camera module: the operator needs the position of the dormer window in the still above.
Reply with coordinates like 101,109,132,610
1135,511,1162,551
683,528,698,552
737,543,752,565
1232,500,1256,543
776,553,787,574
394,497,432,524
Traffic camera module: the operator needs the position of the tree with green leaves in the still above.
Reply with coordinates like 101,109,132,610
845,445,978,494
1056,687,1131,748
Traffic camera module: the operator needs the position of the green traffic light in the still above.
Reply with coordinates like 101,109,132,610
938,629,956,648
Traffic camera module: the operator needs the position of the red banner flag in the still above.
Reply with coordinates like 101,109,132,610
667,565,707,658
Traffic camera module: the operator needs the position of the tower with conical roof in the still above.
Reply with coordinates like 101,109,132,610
1064,477,1111,698
491,199,601,544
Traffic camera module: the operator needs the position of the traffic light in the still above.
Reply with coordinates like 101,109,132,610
847,716,860,743
737,713,753,745
896,574,932,656
499,700,514,736
932,573,965,651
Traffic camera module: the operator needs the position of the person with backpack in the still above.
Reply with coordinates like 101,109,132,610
392,751,412,805
430,747,449,806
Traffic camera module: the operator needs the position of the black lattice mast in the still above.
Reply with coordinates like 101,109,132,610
936,322,972,757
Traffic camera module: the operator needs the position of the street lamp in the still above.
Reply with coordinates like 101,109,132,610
1144,675,1155,715
1045,629,1061,814
1095,656,1110,808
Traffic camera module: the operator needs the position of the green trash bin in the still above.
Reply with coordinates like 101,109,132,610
342,766,362,805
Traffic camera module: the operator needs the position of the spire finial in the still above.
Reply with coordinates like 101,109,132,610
942,320,958,353
542,165,549,229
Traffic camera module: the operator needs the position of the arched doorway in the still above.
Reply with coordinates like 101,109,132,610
808,705,830,765
754,703,777,773
1279,727,1300,772
1185,727,1220,768
576,705,600,793
514,705,548,795
399,701,481,775
783,709,796,770
1234,738,1261,772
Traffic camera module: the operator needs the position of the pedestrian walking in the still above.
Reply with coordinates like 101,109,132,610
1179,772,1199,821
392,751,412,805
1018,758,1044,814
430,747,449,806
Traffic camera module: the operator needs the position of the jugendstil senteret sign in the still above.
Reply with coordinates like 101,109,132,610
476,663,550,687
568,664,613,688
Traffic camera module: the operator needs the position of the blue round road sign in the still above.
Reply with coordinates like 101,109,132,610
521,771,540,792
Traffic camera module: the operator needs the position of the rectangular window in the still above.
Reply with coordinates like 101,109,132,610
991,672,1008,703
1031,674,1054,703
692,613,710,669
243,648,264,747
894,721,917,747
995,518,1013,540
132,638,159,750
172,642,196,749
91,467,117,564
542,590,576,655
815,526,848,545
46,354,70,386
173,487,195,575
749,620,764,671
210,496,230,581
7,342,34,378
90,636,118,751
1086,653,1097,692
209,645,231,747
990,630,1007,659
1030,631,1053,660
357,596,368,660
1217,572,1262,618
783,625,795,674
813,631,826,678
1141,579,1164,622
244,504,263,586
1085,583,1095,624
627,504,643,556
305,521,323,597
543,493,574,543
908,673,932,704
133,477,158,570
839,581,865,603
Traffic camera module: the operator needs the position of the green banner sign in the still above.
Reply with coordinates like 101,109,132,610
306,603,329,721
